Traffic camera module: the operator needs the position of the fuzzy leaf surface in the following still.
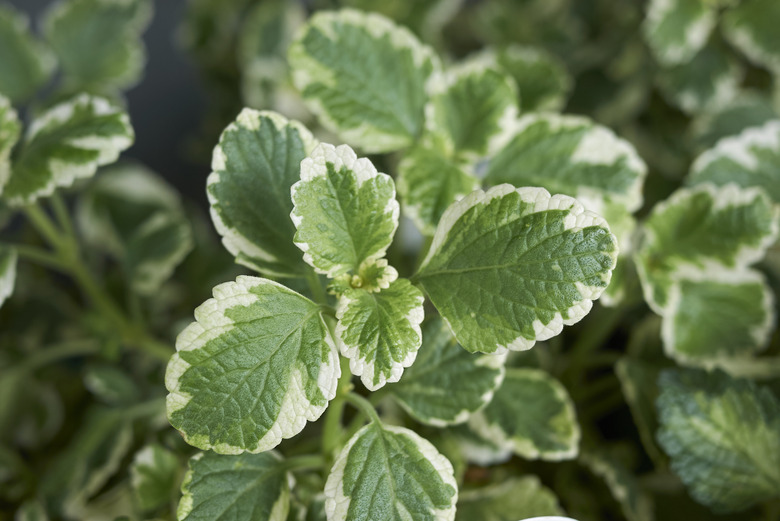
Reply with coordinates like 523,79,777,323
469,368,580,460
416,185,617,354
208,109,315,277
392,317,506,426
635,184,778,311
455,476,563,521
291,143,399,277
485,114,646,213
178,451,290,521
425,63,517,159
0,5,54,102
2,94,134,206
656,368,780,513
288,9,439,152
324,423,458,521
397,146,479,236
336,278,424,391
166,276,340,454
689,120,780,204
43,0,151,91
642,0,715,66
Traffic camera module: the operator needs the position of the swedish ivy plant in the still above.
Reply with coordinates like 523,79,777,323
3,0,780,520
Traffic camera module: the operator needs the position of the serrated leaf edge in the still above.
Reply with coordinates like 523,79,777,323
208,109,317,277
324,423,458,521
165,275,340,454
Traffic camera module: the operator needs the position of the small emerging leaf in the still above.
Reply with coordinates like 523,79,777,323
0,5,54,103
288,9,439,152
417,185,617,354
656,368,780,513
336,278,424,391
392,317,506,427
178,451,291,521
689,119,780,204
469,368,580,461
209,109,316,278
291,143,399,278
325,423,458,521
2,94,134,206
642,0,715,66
166,275,340,454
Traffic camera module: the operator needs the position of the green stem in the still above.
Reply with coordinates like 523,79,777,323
344,392,381,425
13,244,70,271
306,269,328,305
322,357,353,456
123,397,166,420
280,454,326,473
50,194,76,243
23,204,68,251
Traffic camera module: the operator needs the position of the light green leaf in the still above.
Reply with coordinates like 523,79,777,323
635,184,779,312
397,146,479,236
580,451,654,521
336,278,424,391
288,9,440,153
691,92,777,150
656,43,742,114
425,61,518,160
43,0,152,91
469,368,580,461
178,450,291,521
689,120,780,204
416,185,617,354
642,0,715,66
722,0,780,75
0,245,16,309
491,45,572,113
656,368,780,513
291,143,399,278
0,5,54,103
455,476,563,521
0,95,21,193
2,94,134,206
392,317,506,427
130,444,181,513
209,109,316,278
661,269,775,363
166,275,340,454
485,114,647,214
77,164,193,295
324,422,458,521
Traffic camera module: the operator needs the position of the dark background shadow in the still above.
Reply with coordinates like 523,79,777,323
9,0,210,205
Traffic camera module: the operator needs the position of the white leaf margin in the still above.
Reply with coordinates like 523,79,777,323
643,0,716,66
335,282,424,391
165,275,340,454
324,423,458,521
291,143,400,278
419,184,618,354
0,95,20,192
660,267,775,365
0,247,17,308
288,8,442,153
207,109,317,277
